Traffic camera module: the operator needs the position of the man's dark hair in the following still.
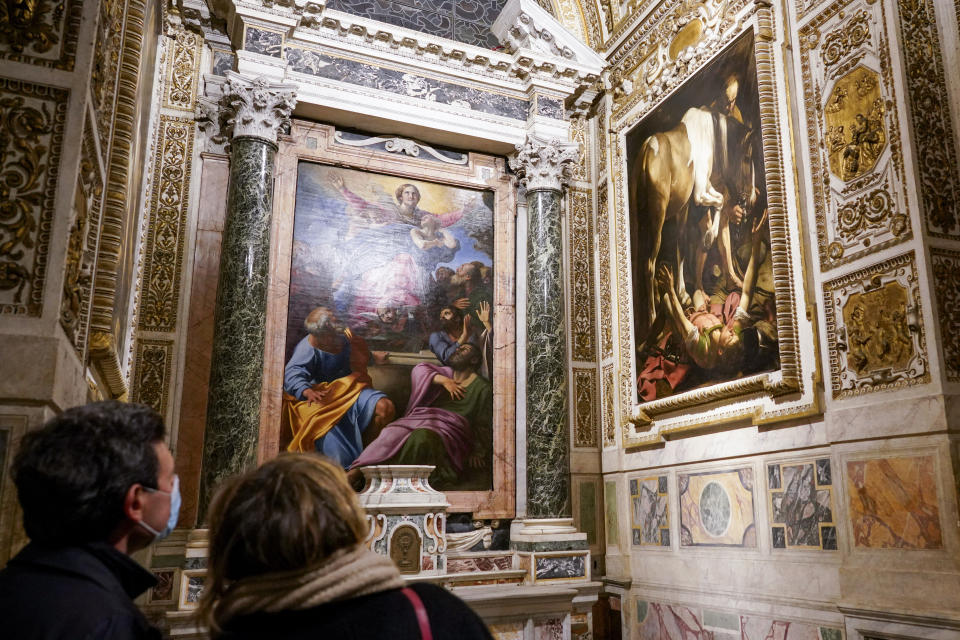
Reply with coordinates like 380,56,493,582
441,305,464,322
449,343,482,372
12,401,166,545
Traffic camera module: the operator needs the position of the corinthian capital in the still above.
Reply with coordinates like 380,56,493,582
217,72,297,145
509,134,580,193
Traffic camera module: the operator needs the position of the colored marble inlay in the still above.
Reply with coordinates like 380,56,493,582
579,480,598,545
630,476,669,546
199,138,278,519
285,47,528,121
768,459,836,550
526,190,569,518
326,0,505,48
535,554,586,580
604,480,618,546
636,602,711,639
244,27,282,57
847,455,942,549
679,468,756,547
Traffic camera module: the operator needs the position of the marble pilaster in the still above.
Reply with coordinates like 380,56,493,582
510,134,579,519
198,73,296,520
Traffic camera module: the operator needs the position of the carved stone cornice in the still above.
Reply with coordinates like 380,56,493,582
213,71,297,145
492,0,606,78
509,134,580,193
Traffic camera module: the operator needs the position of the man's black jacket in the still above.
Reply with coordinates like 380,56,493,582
0,541,161,639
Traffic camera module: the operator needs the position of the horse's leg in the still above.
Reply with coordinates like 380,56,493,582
646,191,667,330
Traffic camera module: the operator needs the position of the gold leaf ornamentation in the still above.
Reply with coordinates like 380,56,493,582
0,0,81,70
137,116,194,333
573,367,599,448
896,0,960,238
0,78,68,316
570,188,597,361
930,248,960,382
133,339,173,415
824,252,929,398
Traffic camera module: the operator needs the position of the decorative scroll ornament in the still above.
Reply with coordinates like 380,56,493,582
216,72,297,145
509,134,580,193
503,12,575,59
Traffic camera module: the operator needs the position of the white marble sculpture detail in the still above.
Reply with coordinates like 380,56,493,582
510,134,581,192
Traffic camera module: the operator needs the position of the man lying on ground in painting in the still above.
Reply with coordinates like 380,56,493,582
428,302,492,379
282,306,396,467
349,343,493,492
655,210,770,374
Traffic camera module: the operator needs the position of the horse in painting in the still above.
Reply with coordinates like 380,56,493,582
632,106,758,340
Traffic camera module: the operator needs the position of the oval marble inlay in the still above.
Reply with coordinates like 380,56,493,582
699,481,731,537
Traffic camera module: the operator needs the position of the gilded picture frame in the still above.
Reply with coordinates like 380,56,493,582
262,122,517,519
607,0,819,446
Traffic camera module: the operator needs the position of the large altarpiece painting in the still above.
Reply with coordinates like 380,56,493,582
262,123,516,518
610,2,818,443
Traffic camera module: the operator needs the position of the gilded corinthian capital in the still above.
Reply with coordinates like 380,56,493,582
509,134,580,193
214,71,298,145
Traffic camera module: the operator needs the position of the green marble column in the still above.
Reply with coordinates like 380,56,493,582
511,135,580,519
198,74,296,520
525,187,570,518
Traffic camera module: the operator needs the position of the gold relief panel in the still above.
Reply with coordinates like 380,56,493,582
569,187,597,362
570,118,590,183
608,0,749,122
597,181,613,359
138,116,195,333
573,367,598,448
61,116,105,358
799,0,911,270
823,252,929,399
601,363,615,447
164,28,202,111
895,0,960,240
930,248,960,382
132,338,173,415
0,0,82,70
91,0,125,157
0,78,68,316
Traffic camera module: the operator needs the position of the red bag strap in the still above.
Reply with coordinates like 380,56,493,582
401,587,433,640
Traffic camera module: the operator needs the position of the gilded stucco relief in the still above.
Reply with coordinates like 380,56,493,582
92,0,124,158
895,0,960,240
137,115,195,334
61,116,105,361
0,0,82,71
133,338,174,415
0,78,68,316
596,180,613,360
570,187,597,362
823,252,929,399
799,0,910,270
573,367,599,448
930,248,960,382
164,27,202,112
601,363,615,446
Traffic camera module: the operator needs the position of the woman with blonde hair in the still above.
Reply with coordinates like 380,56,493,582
198,454,492,639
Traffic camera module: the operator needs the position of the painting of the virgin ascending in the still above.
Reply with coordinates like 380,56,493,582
282,161,495,492
628,30,779,402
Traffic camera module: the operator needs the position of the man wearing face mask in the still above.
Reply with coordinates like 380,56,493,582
0,401,177,639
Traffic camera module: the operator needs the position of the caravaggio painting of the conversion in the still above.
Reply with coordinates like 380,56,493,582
281,162,496,492
628,30,779,402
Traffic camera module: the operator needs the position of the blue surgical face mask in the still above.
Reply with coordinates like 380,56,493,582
140,475,181,541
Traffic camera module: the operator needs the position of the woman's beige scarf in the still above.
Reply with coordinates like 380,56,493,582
214,544,404,628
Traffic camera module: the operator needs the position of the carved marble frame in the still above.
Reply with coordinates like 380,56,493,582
262,121,517,519
608,0,818,445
